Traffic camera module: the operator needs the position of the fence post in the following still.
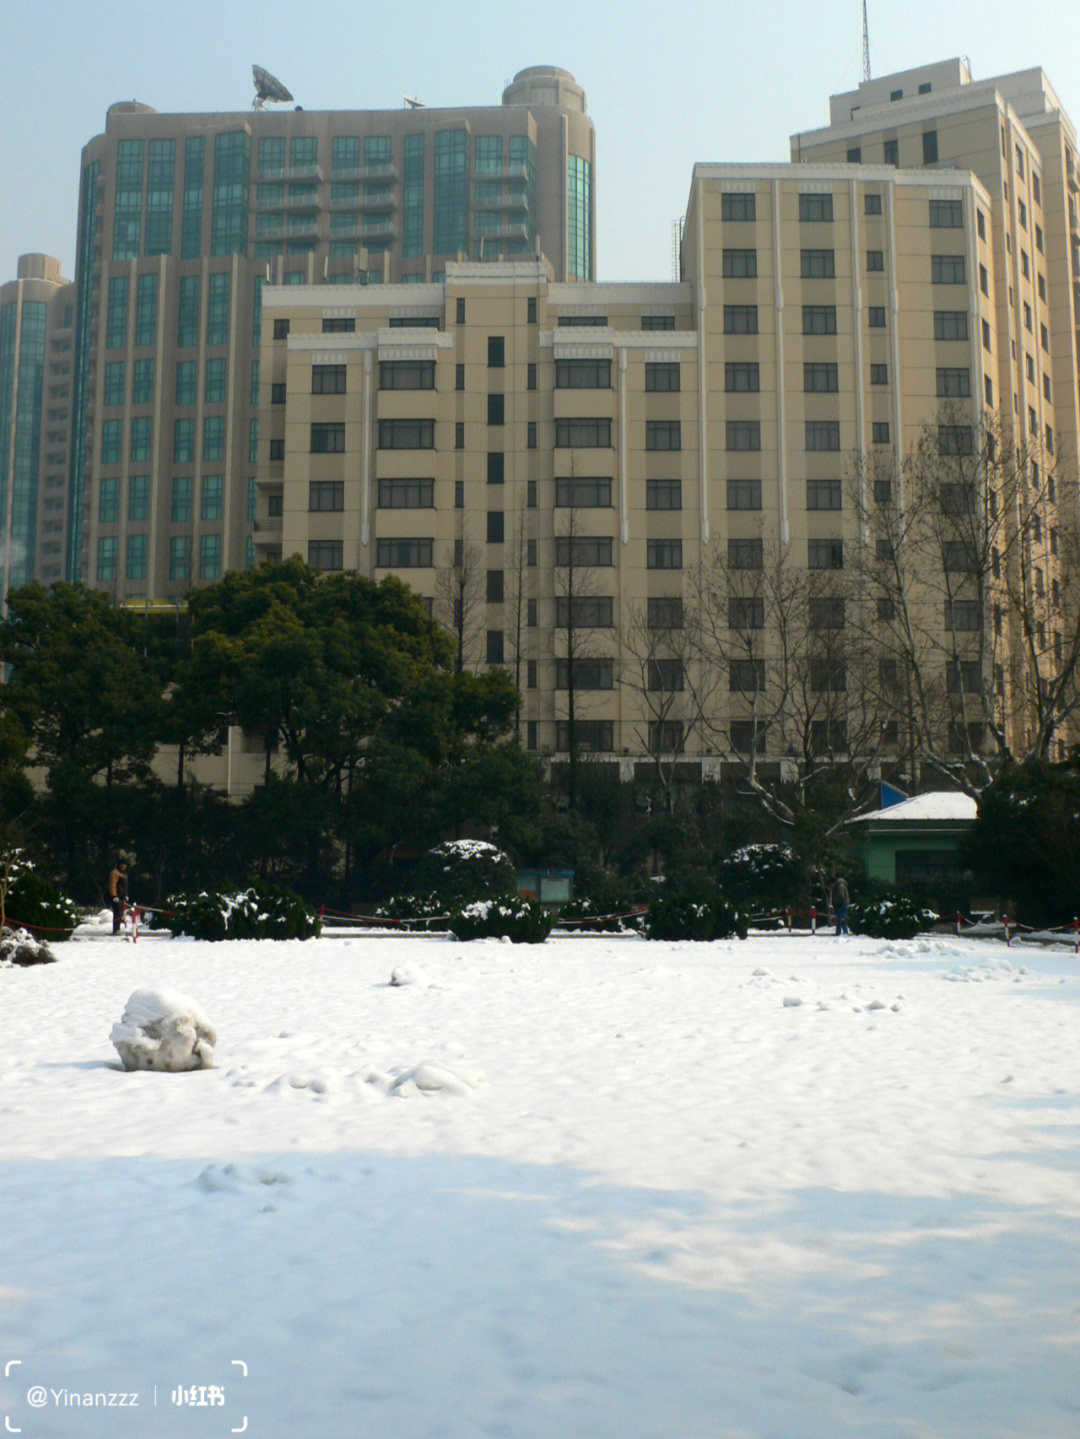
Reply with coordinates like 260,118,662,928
1073,916,1078,954
810,905,817,934
786,906,792,932
1004,916,1012,947
955,910,962,936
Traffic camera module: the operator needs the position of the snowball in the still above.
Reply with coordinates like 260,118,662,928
110,987,217,1072
389,963,427,987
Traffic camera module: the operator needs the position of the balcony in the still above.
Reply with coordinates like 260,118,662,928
256,192,321,213
474,163,529,184
473,221,530,245
258,163,324,183
330,162,398,182
472,190,531,214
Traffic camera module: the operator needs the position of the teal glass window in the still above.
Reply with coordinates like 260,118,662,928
200,533,222,579
205,357,226,404
252,276,264,345
207,273,229,345
364,136,391,166
331,210,359,232
99,476,120,523
171,476,193,523
175,361,196,406
68,161,100,581
475,136,502,173
177,275,199,347
103,361,125,407
434,130,468,255
130,416,152,462
132,358,154,405
113,139,143,259
169,535,191,580
203,415,224,461
248,477,257,521
331,181,359,203
332,137,360,173
145,139,176,255
100,419,122,465
129,475,150,522
135,273,157,346
211,132,250,255
96,536,118,582
249,418,259,464
126,533,147,580
250,361,259,405
403,134,424,258
291,136,317,169
258,137,284,175
201,473,223,521
106,276,128,349
567,155,592,280
181,136,204,259
173,419,194,463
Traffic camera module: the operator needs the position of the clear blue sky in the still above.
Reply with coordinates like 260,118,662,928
3,0,1077,285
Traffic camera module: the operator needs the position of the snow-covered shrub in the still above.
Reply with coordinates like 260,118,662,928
557,896,642,932
642,894,747,942
111,988,217,1071
2,855,79,942
374,892,448,930
848,895,937,940
411,839,517,908
165,884,321,941
449,897,554,944
716,844,804,914
0,925,58,966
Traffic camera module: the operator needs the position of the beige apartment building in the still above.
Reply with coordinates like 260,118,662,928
70,68,596,598
254,154,1044,772
0,255,75,609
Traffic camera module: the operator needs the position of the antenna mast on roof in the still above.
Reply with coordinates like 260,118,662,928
861,0,871,82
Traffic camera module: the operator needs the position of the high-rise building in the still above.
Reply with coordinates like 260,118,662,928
70,69,596,596
0,254,75,610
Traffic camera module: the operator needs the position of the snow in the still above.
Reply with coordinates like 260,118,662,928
109,987,218,1071
3,928,1079,1437
849,790,979,822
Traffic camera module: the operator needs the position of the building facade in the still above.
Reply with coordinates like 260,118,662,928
70,69,596,599
0,255,75,609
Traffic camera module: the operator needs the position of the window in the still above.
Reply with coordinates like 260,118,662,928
379,360,434,391
722,249,757,278
556,596,614,628
810,721,846,753
169,536,191,581
171,476,193,523
724,305,758,334
729,596,764,629
726,362,760,392
870,363,888,385
206,273,229,346
377,478,432,509
308,540,343,572
376,538,433,568
726,479,761,510
103,360,125,408
868,307,886,328
872,422,891,444
486,631,504,666
271,382,286,406
379,419,434,449
805,421,840,451
95,536,118,583
204,358,226,405
129,475,149,522
527,422,536,450
806,479,841,510
799,193,833,223
455,422,464,450
487,394,505,426
269,439,284,461
322,316,355,333
945,600,981,631
487,511,504,544
877,596,895,621
304,480,344,512
555,476,612,507
647,540,682,570
650,720,686,753
527,363,537,390
527,297,537,323
106,276,129,349
487,336,505,368
807,539,843,569
641,315,676,331
847,147,862,163
645,421,681,451
936,368,971,398
947,660,982,695
730,659,765,692
867,249,884,271
555,658,614,690
455,481,465,509
555,418,611,448
312,365,347,394
273,318,290,340
801,249,835,278
556,720,613,752
554,535,612,567
555,358,610,388
934,311,968,341
943,540,977,572
804,362,838,393
721,192,756,221
558,315,608,328
645,362,680,392
173,419,194,464
803,305,836,335
728,538,763,569
932,254,966,284
126,534,147,581
731,721,767,753
99,477,120,524
922,131,939,163
883,139,899,167
809,657,845,691
726,420,761,451
647,597,683,629
310,422,345,453
929,199,963,228
200,474,223,522
938,425,973,456
200,533,222,580
865,193,882,215
486,570,504,604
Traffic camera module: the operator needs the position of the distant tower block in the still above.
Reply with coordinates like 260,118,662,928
672,215,685,280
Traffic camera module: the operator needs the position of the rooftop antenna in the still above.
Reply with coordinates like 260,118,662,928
861,0,871,82
252,65,294,111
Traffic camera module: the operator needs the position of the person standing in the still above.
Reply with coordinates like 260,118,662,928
108,860,129,935
830,875,850,936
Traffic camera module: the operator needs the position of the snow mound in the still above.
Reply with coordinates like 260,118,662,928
385,1062,483,1097
110,987,217,1071
389,962,427,987
0,926,58,967
195,1162,292,1194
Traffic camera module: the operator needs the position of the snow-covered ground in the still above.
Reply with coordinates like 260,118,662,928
2,924,1079,1438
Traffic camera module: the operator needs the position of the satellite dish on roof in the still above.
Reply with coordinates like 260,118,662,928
252,65,294,110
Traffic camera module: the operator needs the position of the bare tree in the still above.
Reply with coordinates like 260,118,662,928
620,596,696,811
434,530,485,674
